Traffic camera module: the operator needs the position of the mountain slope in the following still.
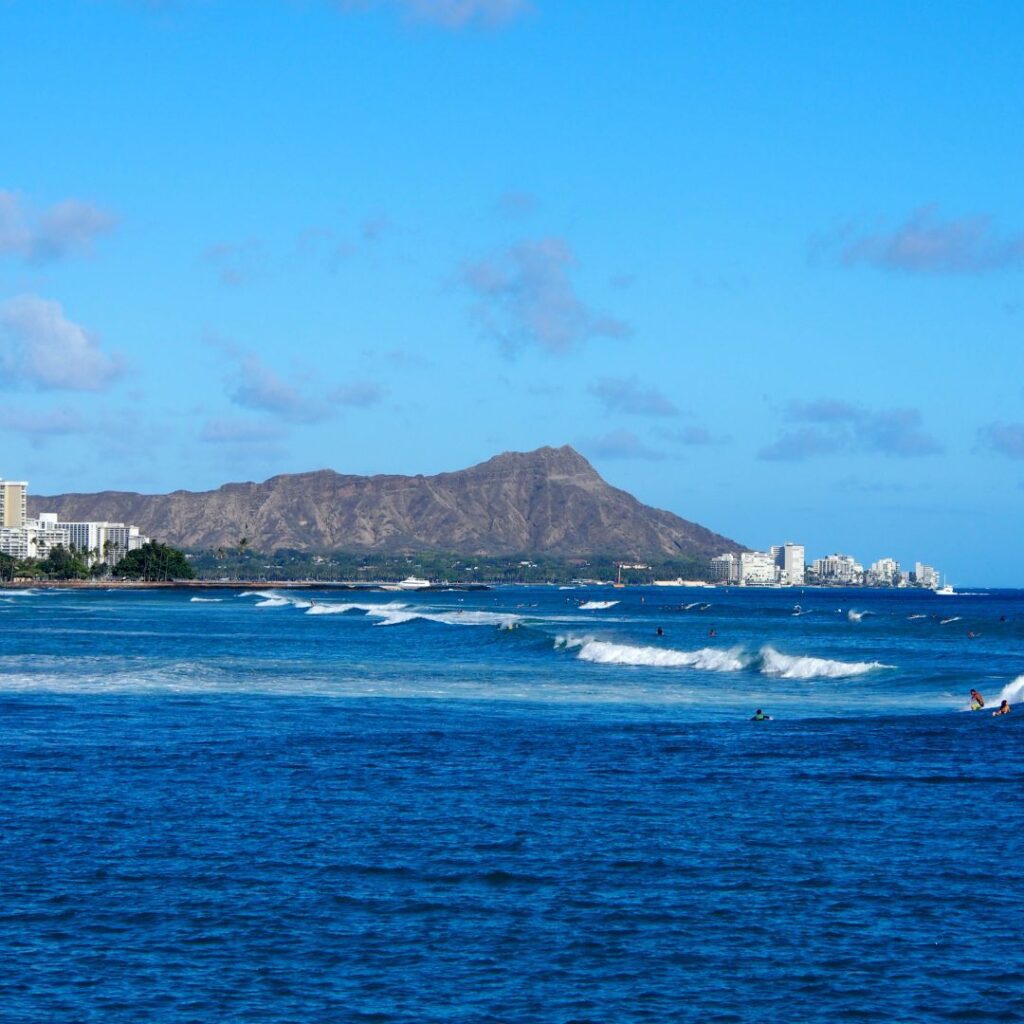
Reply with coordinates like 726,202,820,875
30,445,744,558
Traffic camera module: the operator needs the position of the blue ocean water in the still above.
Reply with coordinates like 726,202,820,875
1,584,1022,1022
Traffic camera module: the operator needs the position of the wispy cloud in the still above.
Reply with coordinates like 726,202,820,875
200,418,288,444
213,339,385,424
329,381,386,407
203,239,263,287
588,376,677,417
0,190,116,263
656,425,728,446
577,429,666,461
977,421,1024,459
819,206,1024,274
335,0,532,29
494,191,538,218
461,237,629,355
758,400,943,461
227,355,334,424
0,296,125,392
0,405,89,448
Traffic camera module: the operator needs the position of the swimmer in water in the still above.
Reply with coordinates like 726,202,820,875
969,689,985,711
751,709,771,721
656,627,664,637
708,628,716,638
992,700,1011,717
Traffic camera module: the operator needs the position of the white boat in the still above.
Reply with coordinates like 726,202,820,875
651,579,715,588
934,580,955,596
396,576,431,590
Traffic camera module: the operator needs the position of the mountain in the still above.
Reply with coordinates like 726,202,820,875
29,445,744,559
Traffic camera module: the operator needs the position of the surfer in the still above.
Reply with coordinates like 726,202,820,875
992,700,1011,717
751,709,771,721
708,628,716,638
969,689,985,711
656,627,664,637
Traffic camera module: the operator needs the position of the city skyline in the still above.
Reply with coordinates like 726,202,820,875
2,2,1023,584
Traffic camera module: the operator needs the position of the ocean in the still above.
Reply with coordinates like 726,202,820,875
1,584,1022,1022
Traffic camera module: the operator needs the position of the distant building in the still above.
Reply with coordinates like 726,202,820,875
0,515,70,560
739,550,777,585
57,520,147,565
811,553,863,585
0,474,148,566
0,479,28,529
710,552,739,583
771,542,805,586
868,557,901,586
913,562,940,589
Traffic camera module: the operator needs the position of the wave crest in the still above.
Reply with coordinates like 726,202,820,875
759,646,891,679
557,636,746,672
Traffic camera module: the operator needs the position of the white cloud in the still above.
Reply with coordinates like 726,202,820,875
228,355,333,424
817,206,1024,275
577,429,666,461
0,296,124,392
0,190,116,263
461,237,629,355
336,0,531,29
588,376,677,417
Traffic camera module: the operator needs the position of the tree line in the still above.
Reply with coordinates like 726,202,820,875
0,542,196,582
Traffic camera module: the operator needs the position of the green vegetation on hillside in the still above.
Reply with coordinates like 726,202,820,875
187,547,711,584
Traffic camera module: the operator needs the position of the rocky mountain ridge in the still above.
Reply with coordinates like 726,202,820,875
30,445,743,559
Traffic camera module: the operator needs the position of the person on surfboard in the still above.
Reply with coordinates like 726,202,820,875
969,689,985,711
992,700,1011,717
751,709,771,721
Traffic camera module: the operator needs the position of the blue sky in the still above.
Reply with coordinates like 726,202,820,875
2,0,1022,583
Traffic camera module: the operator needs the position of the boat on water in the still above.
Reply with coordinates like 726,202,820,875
651,579,715,588
934,580,955,596
396,576,431,590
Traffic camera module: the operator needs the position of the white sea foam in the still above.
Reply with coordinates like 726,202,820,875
558,636,746,672
306,601,408,617
998,675,1024,704
579,600,619,610
246,590,314,610
907,614,927,620
940,616,962,625
374,608,522,629
190,597,224,603
847,609,872,622
0,589,39,598
759,646,891,679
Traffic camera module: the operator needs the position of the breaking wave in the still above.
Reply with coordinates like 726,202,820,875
940,616,962,625
579,600,619,610
556,637,891,679
847,609,872,622
907,614,927,620
306,601,407,617
759,646,892,679
998,675,1024,704
556,636,746,672
374,609,522,629
239,590,313,610
190,597,224,603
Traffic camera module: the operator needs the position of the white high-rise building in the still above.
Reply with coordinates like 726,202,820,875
739,550,777,585
868,557,901,586
914,562,940,589
710,552,739,583
773,542,805,586
57,520,147,565
811,553,863,584
0,515,70,560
